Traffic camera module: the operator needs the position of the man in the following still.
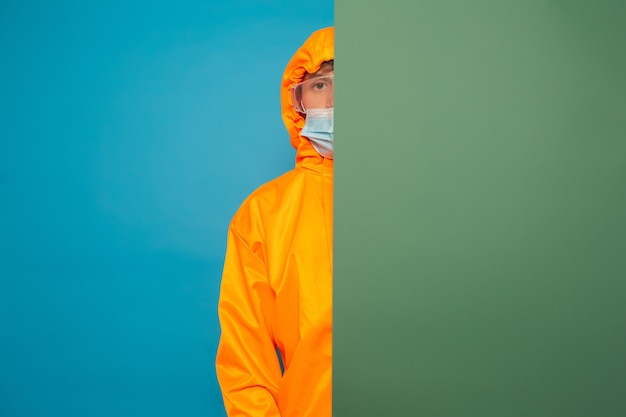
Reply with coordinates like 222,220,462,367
216,27,334,417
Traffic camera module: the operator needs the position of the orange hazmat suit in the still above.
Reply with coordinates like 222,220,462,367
216,27,334,417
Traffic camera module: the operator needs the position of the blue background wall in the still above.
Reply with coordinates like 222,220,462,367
0,1,333,415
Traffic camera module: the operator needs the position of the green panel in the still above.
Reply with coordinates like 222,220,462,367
334,1,626,416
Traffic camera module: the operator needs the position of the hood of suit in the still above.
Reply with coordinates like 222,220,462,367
281,26,334,166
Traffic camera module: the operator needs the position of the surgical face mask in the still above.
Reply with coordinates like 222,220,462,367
302,108,333,159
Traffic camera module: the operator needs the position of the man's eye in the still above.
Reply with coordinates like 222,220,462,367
314,82,326,89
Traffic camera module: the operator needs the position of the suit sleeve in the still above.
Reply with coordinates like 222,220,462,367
216,223,282,417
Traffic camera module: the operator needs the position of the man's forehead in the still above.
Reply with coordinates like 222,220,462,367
303,67,334,81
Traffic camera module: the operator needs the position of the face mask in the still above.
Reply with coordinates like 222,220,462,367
301,108,333,159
